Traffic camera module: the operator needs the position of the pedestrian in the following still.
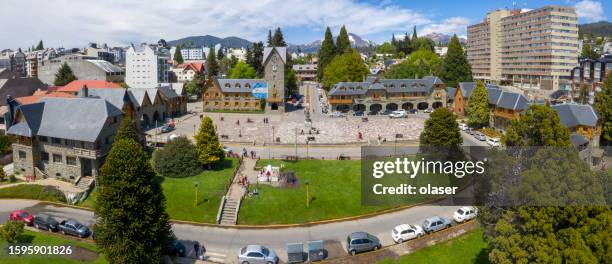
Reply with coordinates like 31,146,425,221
194,242,200,259
236,120,240,126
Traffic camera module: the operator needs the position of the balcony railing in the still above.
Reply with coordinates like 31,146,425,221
328,98,353,104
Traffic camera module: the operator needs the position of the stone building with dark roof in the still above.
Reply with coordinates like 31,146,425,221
202,47,286,112
327,76,447,113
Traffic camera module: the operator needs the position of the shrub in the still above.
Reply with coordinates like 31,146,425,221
153,137,202,178
0,220,24,243
0,135,14,154
0,165,5,182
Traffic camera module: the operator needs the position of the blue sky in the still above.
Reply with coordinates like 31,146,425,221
0,0,608,49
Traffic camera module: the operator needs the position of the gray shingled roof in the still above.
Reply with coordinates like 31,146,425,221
263,47,287,64
8,97,123,142
328,76,442,96
127,89,150,107
158,85,180,98
458,82,476,97
446,87,456,99
215,78,265,93
81,88,130,110
551,103,599,128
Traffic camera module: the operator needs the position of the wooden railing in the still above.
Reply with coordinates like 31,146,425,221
328,98,353,104
72,148,98,159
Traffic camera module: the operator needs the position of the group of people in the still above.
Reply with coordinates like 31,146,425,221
242,148,256,159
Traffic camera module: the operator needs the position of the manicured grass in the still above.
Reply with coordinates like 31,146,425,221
239,159,386,225
0,178,23,186
162,158,238,223
0,229,107,264
0,184,66,203
377,229,490,264
78,188,98,209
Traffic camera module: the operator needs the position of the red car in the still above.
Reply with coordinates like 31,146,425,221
9,210,34,226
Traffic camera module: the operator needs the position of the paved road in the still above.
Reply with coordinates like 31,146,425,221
0,200,466,263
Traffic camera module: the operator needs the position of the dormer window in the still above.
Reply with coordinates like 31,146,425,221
225,83,231,88
235,83,241,88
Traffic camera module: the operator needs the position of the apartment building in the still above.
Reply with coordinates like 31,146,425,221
467,6,579,90
125,44,171,88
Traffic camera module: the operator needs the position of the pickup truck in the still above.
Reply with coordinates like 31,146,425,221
59,219,91,238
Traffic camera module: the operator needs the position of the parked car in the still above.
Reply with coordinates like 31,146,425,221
161,124,174,133
59,219,90,238
9,210,34,226
466,128,475,135
459,123,468,131
330,111,345,118
237,245,278,264
33,214,60,232
454,206,478,223
380,109,393,116
424,108,434,113
389,110,407,118
368,110,379,115
474,132,486,141
165,240,186,257
486,137,501,147
422,216,451,234
391,224,424,243
408,109,418,114
353,111,364,116
346,232,381,255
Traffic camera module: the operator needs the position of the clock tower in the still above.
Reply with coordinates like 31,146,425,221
263,47,286,113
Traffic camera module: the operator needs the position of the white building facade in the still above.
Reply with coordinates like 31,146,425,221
125,44,170,88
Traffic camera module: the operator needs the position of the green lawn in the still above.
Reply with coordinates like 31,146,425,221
239,159,389,225
0,229,107,264
378,229,490,264
78,158,238,223
162,158,238,223
0,184,66,203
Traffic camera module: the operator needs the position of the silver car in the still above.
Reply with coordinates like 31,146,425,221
237,245,278,264
346,232,381,255
474,132,486,141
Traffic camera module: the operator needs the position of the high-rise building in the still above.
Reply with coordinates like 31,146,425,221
125,44,170,88
467,6,579,90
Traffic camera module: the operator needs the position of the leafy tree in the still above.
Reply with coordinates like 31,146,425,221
503,103,571,147
335,25,352,54
377,42,397,56
399,32,412,55
317,27,336,81
185,72,203,98
415,37,435,52
271,27,287,47
115,117,142,144
94,138,174,264
384,49,440,79
285,68,298,96
153,136,202,178
53,62,77,86
194,116,224,168
0,220,24,243
439,35,472,88
246,42,264,77
419,108,462,147
173,45,184,64
36,40,44,51
0,165,5,182
581,42,597,59
321,51,368,90
217,57,231,75
229,55,239,68
594,74,612,143
466,80,489,128
206,47,218,78
228,61,256,79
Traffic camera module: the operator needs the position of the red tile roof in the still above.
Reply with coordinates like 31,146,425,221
176,62,204,72
57,80,121,92
16,92,75,105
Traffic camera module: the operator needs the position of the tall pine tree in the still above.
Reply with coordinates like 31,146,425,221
411,26,419,52
271,27,287,47
94,138,174,264
402,32,412,54
36,40,44,51
466,80,489,128
335,25,351,54
439,35,472,88
54,62,77,86
317,27,336,81
173,45,184,64
194,116,225,168
267,30,273,47
206,47,218,78
246,42,264,77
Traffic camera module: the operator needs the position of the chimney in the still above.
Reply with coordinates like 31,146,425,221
80,85,89,98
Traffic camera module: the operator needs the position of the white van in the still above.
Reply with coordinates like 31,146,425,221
486,137,500,147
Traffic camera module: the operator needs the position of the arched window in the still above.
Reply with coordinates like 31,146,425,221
245,83,251,88
235,83,241,88
225,83,230,88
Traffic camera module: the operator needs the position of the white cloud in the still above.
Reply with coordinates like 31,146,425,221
0,0,433,48
420,17,470,36
574,0,606,22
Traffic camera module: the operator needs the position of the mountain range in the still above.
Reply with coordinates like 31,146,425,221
167,35,252,49
579,21,612,37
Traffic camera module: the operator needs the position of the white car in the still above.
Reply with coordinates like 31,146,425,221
486,137,501,147
453,206,478,223
389,110,407,118
330,111,345,118
391,224,425,243
459,123,468,131
424,108,434,113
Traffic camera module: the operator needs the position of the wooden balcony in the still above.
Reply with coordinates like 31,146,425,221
328,98,353,104
72,148,99,159
492,110,519,120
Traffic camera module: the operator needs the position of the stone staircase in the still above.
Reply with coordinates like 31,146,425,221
219,198,239,225
75,176,94,191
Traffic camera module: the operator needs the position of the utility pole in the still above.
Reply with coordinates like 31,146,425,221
194,181,199,207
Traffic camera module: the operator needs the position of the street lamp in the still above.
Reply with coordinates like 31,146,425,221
194,181,199,207
304,179,310,208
